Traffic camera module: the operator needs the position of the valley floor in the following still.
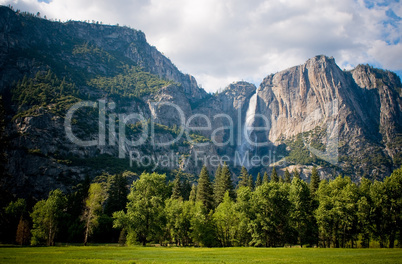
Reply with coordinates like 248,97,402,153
0,245,401,264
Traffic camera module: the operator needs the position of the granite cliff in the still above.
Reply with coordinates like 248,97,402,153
0,6,401,199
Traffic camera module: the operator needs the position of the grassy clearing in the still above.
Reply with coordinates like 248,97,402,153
0,245,401,264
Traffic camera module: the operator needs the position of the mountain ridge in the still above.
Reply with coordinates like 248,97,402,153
0,6,401,199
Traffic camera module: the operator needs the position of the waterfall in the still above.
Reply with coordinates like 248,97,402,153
238,91,258,168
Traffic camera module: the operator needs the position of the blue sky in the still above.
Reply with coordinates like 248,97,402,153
1,0,401,92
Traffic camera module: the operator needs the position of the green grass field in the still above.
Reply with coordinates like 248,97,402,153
0,245,401,264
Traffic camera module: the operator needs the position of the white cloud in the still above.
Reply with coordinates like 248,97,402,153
1,0,401,92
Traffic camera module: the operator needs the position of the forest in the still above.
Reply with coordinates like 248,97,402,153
2,165,402,248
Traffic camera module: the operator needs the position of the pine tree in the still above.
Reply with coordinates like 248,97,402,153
171,172,182,200
105,174,128,215
189,184,197,202
256,173,262,187
284,169,291,183
196,166,214,211
271,167,279,182
279,176,284,183
181,179,192,201
214,163,235,205
293,168,300,180
248,174,254,190
310,166,320,196
213,165,222,204
239,166,249,187
263,172,270,184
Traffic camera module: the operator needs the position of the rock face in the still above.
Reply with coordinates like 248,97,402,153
0,6,401,199
256,56,402,180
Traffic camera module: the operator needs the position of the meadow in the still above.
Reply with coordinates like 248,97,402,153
0,245,401,264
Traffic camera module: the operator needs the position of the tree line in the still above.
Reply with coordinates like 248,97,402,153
3,165,402,248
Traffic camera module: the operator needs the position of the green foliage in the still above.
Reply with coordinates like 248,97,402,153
213,192,239,246
283,131,330,166
64,154,138,174
82,183,107,245
315,176,359,248
238,166,249,187
310,166,320,196
271,167,279,182
293,168,300,180
213,163,235,206
88,65,174,98
5,198,26,217
113,172,168,246
249,182,292,247
12,71,80,118
30,189,67,246
164,198,194,246
196,166,214,211
263,172,269,184
255,172,262,187
171,173,182,200
235,186,253,246
284,169,291,183
190,202,217,247
289,177,316,245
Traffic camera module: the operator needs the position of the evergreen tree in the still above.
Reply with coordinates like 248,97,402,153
213,165,222,204
105,173,128,215
181,179,192,201
256,172,262,187
293,168,300,180
189,184,197,202
263,172,270,184
284,169,291,183
310,166,320,196
248,174,255,190
171,172,182,200
196,166,214,211
214,163,235,205
279,176,284,183
271,167,279,182
238,166,249,187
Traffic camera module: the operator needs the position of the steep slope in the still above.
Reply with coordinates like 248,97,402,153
257,56,402,180
0,6,401,200
0,6,210,198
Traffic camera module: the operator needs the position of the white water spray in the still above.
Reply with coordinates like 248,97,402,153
238,92,258,168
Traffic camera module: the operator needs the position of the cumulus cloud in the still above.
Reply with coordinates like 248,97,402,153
1,0,401,92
